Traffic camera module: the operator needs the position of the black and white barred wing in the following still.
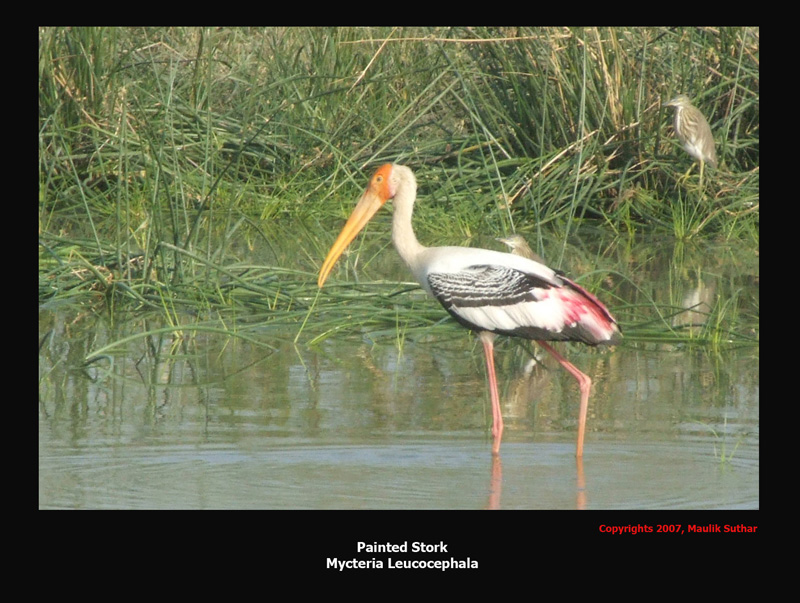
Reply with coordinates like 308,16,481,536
427,265,618,345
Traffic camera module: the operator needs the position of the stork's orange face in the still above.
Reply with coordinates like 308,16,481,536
317,164,395,287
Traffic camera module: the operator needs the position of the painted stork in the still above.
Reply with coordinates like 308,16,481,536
317,164,621,457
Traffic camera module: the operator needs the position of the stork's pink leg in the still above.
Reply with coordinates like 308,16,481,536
537,341,592,458
480,332,503,455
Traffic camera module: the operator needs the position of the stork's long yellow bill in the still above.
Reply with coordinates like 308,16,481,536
317,167,391,287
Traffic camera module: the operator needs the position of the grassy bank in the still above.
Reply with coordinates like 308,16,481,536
39,27,759,350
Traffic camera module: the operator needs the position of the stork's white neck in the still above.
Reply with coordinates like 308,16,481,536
390,167,426,274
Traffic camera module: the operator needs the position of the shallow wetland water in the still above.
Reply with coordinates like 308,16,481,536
39,235,758,509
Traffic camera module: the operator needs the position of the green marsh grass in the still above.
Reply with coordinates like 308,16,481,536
39,27,759,360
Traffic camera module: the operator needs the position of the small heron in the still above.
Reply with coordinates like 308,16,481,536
665,94,717,188
496,234,545,264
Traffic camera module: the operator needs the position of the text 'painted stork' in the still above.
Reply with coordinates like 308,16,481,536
318,164,621,457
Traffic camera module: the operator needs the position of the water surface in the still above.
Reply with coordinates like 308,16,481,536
39,318,758,509
39,236,758,509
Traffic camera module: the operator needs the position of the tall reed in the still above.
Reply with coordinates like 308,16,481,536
39,27,759,350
